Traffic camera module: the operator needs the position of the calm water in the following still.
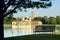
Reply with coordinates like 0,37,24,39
4,29,33,38
4,24,60,38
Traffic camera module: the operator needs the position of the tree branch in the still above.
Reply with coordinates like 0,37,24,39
3,0,16,14
3,0,23,18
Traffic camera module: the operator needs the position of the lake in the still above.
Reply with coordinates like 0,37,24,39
4,24,60,38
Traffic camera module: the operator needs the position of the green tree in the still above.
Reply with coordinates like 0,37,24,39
4,17,16,24
49,17,57,24
56,16,60,24
42,16,49,24
34,17,42,21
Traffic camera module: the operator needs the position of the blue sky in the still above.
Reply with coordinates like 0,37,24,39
13,0,60,18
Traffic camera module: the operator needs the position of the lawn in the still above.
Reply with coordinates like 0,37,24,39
4,34,60,40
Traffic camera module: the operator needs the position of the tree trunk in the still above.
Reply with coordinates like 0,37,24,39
0,8,4,39
0,0,5,39
0,7,4,39
0,16,4,39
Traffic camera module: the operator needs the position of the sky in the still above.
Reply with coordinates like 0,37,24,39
13,0,60,18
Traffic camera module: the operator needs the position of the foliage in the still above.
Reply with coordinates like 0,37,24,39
4,15,60,24
34,16,60,24
56,16,60,24
49,17,57,24
4,17,16,24
34,17,42,21
3,0,52,17
42,16,49,24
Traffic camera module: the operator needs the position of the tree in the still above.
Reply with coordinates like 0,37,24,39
34,17,42,21
4,17,16,24
42,16,49,24
49,17,57,24
56,16,60,24
0,0,52,39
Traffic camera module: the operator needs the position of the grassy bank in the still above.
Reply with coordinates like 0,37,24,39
4,34,60,40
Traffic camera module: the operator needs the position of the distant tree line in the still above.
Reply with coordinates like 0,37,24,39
34,16,60,24
4,16,60,24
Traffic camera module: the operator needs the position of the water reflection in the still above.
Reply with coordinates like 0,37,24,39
4,25,60,38
4,29,33,38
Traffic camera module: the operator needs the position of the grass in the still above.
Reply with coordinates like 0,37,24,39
4,34,60,40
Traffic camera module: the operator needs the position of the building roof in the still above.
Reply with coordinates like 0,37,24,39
32,20,39,22
12,20,42,22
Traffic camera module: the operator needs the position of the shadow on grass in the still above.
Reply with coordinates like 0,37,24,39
4,34,60,40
